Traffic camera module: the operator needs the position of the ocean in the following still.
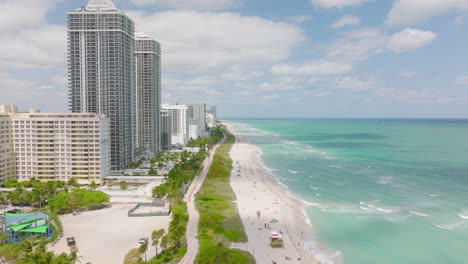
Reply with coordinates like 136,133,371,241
226,119,468,264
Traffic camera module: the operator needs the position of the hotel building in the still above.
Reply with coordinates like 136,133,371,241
0,105,16,183
0,105,110,184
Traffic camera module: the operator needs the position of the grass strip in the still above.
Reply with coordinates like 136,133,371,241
195,130,255,264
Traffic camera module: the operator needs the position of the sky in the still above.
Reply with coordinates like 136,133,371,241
1,0,468,118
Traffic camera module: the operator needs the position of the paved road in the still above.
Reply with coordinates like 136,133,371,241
179,144,219,264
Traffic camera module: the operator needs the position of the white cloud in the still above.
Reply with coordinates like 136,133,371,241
258,77,303,92
387,28,437,53
331,15,360,28
399,71,418,78
0,0,58,32
333,75,384,91
327,28,388,63
260,93,279,101
455,76,468,85
271,60,352,76
0,0,66,70
130,10,305,74
0,72,67,111
131,0,243,10
386,0,468,26
0,25,66,70
311,0,372,8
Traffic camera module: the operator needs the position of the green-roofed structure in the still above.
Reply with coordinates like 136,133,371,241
17,225,49,234
4,212,52,243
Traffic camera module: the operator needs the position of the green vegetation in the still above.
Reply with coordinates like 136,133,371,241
124,248,142,264
125,202,189,264
195,130,254,264
186,126,224,149
0,239,79,263
152,127,225,199
48,189,110,213
120,181,128,190
0,178,110,261
152,151,207,198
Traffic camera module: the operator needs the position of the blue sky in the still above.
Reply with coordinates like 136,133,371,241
1,0,468,118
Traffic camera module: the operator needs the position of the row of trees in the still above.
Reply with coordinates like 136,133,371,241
152,151,207,198
186,126,224,149
124,202,189,264
152,127,225,199
48,189,110,213
0,238,79,263
1,178,108,213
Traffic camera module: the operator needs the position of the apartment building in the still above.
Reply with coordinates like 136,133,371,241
134,31,162,157
0,105,16,183
187,104,207,138
0,105,110,184
160,109,172,150
67,0,135,172
161,104,188,146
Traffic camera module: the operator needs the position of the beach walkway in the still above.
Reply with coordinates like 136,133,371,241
179,144,219,264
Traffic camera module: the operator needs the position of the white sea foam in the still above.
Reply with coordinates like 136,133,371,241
310,186,321,190
303,209,313,227
360,201,399,214
376,207,398,213
321,207,364,214
428,194,440,197
409,211,430,217
433,223,461,230
329,165,342,168
360,206,371,211
458,212,468,220
288,170,299,174
315,193,320,196
376,175,394,185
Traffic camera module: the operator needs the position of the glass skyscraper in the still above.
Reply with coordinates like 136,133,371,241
134,31,162,157
67,0,135,172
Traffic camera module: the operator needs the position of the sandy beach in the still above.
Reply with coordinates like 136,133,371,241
49,204,170,264
228,124,336,264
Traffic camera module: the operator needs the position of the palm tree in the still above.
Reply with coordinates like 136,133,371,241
160,235,168,257
151,229,165,258
0,192,8,214
138,243,148,262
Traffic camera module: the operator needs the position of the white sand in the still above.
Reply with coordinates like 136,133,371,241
49,204,170,264
228,125,336,264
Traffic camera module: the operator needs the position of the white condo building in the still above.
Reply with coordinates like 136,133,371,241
0,105,16,183
206,113,215,128
161,104,188,146
187,104,207,138
0,105,111,184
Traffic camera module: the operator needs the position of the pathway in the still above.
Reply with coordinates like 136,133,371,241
179,144,220,264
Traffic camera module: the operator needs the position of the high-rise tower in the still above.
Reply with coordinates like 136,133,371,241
67,0,135,172
134,31,162,157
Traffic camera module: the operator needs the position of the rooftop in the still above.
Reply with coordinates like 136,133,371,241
85,0,118,11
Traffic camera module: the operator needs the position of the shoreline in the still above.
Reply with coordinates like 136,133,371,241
226,123,338,264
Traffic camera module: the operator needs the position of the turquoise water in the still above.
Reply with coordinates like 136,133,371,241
227,119,468,264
